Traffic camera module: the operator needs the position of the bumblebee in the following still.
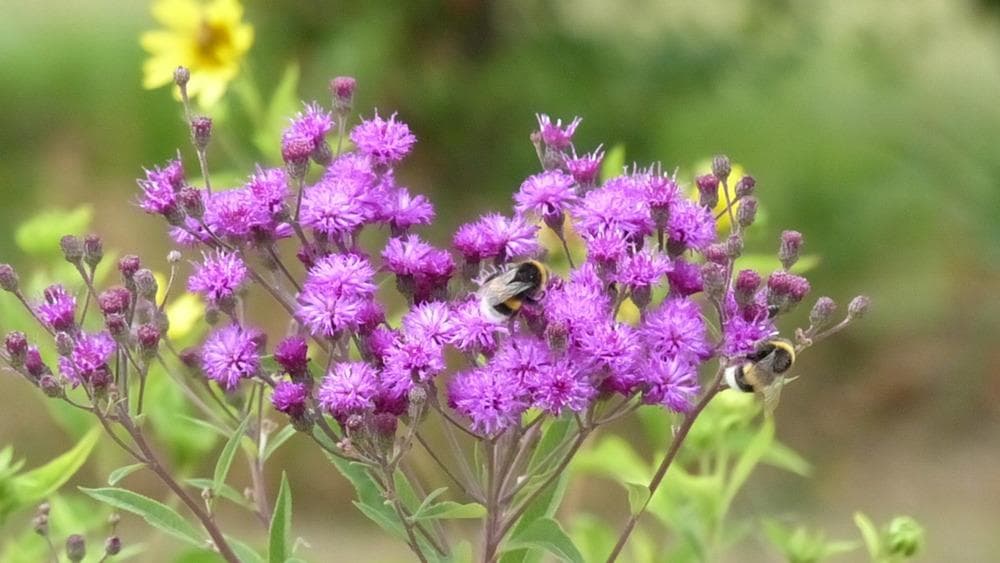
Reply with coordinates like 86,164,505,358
477,260,549,323
723,338,797,414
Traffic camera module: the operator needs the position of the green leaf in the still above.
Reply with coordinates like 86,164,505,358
325,453,405,539
262,424,297,461
410,486,449,520
229,536,265,563
600,144,626,182
177,415,231,439
107,463,146,486
15,206,93,257
79,487,203,547
253,63,301,156
213,414,250,499
268,472,292,563
184,478,253,510
761,441,812,476
2,426,100,520
505,517,584,563
721,416,774,511
410,501,485,522
853,512,881,560
623,481,650,516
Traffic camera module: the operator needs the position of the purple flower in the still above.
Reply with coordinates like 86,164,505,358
666,199,716,252
582,226,630,268
402,301,456,345
303,253,376,298
453,214,540,263
285,102,333,147
299,180,370,237
448,297,509,355
565,146,604,186
492,336,552,388
384,338,446,382
318,362,379,419
245,167,289,220
274,336,310,378
323,153,378,189
204,188,261,241
350,111,416,166
384,187,435,233
642,172,681,221
449,366,528,436
614,249,671,293
666,258,703,297
271,380,308,416
722,294,777,357
382,234,440,276
295,288,367,339
531,358,594,415
58,331,115,387
574,177,654,241
641,297,712,363
201,325,261,390
382,235,454,301
38,284,77,332
641,356,700,413
137,159,185,216
577,322,640,393
187,250,247,306
514,170,578,222
544,264,610,340
536,114,582,150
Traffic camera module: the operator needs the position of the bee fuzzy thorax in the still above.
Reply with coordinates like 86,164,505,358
476,260,550,323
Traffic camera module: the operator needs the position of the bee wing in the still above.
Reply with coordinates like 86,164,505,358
477,269,534,307
756,381,784,417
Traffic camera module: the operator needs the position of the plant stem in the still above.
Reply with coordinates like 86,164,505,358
604,370,725,563
380,466,430,563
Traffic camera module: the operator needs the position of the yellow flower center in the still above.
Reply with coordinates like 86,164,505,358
195,20,233,68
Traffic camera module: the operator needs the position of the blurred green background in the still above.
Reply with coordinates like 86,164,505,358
1,0,999,560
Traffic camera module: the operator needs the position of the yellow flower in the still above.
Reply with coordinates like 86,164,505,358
140,0,253,107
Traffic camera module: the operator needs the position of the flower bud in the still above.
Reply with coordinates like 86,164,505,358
40,374,62,397
736,197,758,228
885,516,924,558
106,314,128,342
26,348,49,378
118,255,141,281
5,331,28,366
55,332,75,357
331,76,357,114
60,235,84,264
0,264,18,292
137,324,161,360
66,534,86,562
809,296,837,328
725,233,743,259
847,295,871,319
711,155,731,183
107,512,120,527
275,336,309,379
779,230,803,270
311,140,333,166
372,412,398,438
83,234,103,268
167,250,182,264
696,174,719,208
104,536,122,556
98,287,131,316
133,269,158,301
735,175,756,198
180,347,201,370
191,115,212,151
701,262,726,301
734,269,761,306
345,414,364,432
174,66,190,87
32,514,48,536
407,385,427,420
179,186,205,218
703,243,728,265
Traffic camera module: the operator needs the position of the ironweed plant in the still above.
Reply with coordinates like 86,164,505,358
0,69,890,563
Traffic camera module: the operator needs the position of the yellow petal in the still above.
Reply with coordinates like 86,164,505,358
151,0,202,32
143,58,180,89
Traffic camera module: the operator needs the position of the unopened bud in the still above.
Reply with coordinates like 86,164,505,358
407,385,427,420
703,243,728,265
37,502,50,516
99,287,132,316
734,269,761,306
736,197,758,228
133,269,158,301
66,534,86,562
726,234,743,259
137,324,161,360
779,230,803,270
701,262,726,301
118,255,141,280
105,314,129,342
32,514,48,536
696,174,719,209
847,295,871,319
311,140,332,166
26,349,49,379
60,235,84,264
103,535,122,555
372,412,398,438
711,155,731,182
174,66,190,87
4,331,28,365
735,175,756,198
180,348,201,370
0,264,18,292
83,234,103,268
55,332,75,357
330,76,356,114
167,250,182,264
179,186,205,218
345,414,364,432
191,115,212,151
107,512,120,527
809,297,837,328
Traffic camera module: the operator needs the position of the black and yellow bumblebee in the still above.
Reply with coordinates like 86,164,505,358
724,338,797,414
477,260,550,323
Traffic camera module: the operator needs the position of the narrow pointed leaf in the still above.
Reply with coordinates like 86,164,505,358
505,517,584,563
79,487,202,547
410,501,485,522
108,463,146,486
213,414,250,498
262,424,297,461
268,472,292,563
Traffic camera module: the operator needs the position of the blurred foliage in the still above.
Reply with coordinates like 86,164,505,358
0,0,997,559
